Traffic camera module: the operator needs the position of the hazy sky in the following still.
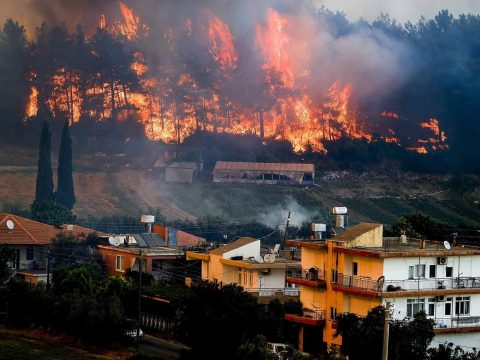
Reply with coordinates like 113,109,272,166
313,0,480,23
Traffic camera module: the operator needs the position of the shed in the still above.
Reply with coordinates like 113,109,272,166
213,161,314,185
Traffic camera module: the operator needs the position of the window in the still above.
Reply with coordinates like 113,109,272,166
429,265,436,278
26,247,34,261
446,267,453,277
248,271,253,287
238,268,242,284
330,307,337,320
332,269,338,283
408,264,426,279
445,303,451,315
115,255,123,271
428,298,435,316
352,262,358,276
455,297,470,315
407,298,425,317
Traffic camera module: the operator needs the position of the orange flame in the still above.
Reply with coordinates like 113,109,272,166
208,12,238,72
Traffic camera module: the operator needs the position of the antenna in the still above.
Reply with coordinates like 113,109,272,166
264,253,275,264
254,255,264,263
6,220,14,230
443,241,451,250
109,236,123,247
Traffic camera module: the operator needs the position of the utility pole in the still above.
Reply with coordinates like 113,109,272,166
283,211,291,292
136,249,142,351
382,302,391,360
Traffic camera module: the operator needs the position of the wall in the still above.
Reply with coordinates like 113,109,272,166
223,240,260,259
433,333,480,349
346,226,383,248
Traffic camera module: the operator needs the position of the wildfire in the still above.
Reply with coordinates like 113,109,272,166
256,9,295,88
23,2,450,155
208,12,238,72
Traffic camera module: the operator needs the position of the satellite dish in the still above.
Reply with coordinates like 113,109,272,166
444,241,451,250
254,255,264,263
6,220,14,230
264,253,275,264
272,244,280,255
109,236,123,247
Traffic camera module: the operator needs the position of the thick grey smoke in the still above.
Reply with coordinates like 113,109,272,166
257,197,313,229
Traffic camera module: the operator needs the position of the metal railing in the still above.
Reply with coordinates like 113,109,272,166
302,308,325,320
433,316,480,329
245,287,300,296
288,268,327,282
332,273,382,292
384,277,480,292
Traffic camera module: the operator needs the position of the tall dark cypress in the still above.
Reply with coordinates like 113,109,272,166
34,120,55,204
56,121,75,210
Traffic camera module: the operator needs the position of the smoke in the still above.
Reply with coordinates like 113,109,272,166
257,197,313,229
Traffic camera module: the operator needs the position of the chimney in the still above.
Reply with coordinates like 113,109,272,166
332,207,348,229
420,239,426,249
400,231,407,244
140,215,155,233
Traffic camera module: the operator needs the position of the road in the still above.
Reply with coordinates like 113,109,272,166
138,334,189,359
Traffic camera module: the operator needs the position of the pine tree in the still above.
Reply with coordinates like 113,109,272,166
56,121,75,209
34,120,54,204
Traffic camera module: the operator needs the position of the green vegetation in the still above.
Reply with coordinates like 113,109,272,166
335,307,434,360
56,121,76,210
34,120,55,205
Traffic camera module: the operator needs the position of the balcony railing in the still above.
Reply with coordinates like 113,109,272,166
384,277,480,293
332,273,383,293
245,287,299,297
286,268,327,288
284,308,326,326
433,316,480,329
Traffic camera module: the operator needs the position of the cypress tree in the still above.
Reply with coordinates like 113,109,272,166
34,120,54,204
56,121,75,210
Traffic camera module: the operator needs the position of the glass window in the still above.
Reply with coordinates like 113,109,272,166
330,307,337,320
407,298,425,317
455,297,470,315
408,265,426,278
429,265,436,278
238,270,242,284
115,256,123,271
26,247,34,261
445,302,451,316
446,267,453,277
428,299,435,316
332,270,338,283
352,262,358,276
249,272,253,287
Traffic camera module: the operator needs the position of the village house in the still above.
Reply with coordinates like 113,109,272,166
98,220,206,281
285,221,480,353
186,237,302,297
0,213,100,284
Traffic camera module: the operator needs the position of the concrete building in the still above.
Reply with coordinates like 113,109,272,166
186,237,301,297
98,227,205,281
0,213,101,284
213,162,315,185
285,223,480,352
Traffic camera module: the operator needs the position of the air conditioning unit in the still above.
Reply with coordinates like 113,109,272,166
437,257,448,265
436,295,445,302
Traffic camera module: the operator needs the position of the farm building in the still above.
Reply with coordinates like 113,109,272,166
213,161,314,185
164,162,196,183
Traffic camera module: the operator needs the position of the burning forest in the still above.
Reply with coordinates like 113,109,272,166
1,0,479,171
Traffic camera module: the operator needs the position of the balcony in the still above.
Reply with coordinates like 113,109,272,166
383,277,480,295
331,273,382,298
433,316,480,334
285,309,326,327
245,287,300,297
286,268,327,288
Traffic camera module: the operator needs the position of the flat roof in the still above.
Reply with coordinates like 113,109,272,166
214,161,314,173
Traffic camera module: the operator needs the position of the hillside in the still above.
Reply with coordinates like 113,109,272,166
1,165,479,228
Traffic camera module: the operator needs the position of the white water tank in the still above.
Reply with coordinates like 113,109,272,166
311,223,327,232
140,215,155,233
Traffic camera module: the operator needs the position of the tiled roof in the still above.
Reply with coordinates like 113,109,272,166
333,223,382,241
214,161,314,173
210,237,258,255
0,213,101,246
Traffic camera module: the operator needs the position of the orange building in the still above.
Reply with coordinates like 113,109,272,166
285,222,480,352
